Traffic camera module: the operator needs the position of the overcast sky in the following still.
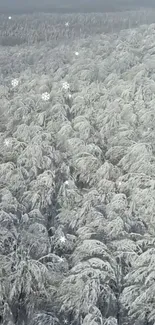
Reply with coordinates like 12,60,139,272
0,0,154,13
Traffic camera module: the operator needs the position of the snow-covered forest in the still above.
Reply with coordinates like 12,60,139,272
1,9,155,325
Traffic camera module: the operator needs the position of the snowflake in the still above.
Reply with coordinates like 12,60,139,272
41,92,50,101
68,93,72,99
59,236,66,243
8,16,12,20
75,51,79,56
62,82,70,90
118,181,122,186
59,257,64,262
11,79,19,88
64,320,68,324
65,22,69,27
4,138,12,147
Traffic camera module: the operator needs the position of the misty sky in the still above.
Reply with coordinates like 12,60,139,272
0,0,154,14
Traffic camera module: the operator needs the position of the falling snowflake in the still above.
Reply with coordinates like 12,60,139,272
118,181,122,186
65,22,69,27
68,93,72,99
4,138,12,147
41,92,50,101
59,257,64,262
75,51,79,56
11,79,19,88
8,16,12,20
64,320,68,324
62,82,70,90
59,236,66,243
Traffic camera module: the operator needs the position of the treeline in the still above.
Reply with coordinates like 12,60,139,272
0,9,155,46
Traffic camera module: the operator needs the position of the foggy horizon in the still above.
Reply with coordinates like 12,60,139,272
0,0,155,14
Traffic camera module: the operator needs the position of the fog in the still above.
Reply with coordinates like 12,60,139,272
0,0,155,13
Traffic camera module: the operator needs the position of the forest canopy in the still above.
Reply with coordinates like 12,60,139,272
1,9,155,325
